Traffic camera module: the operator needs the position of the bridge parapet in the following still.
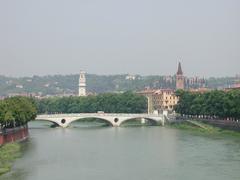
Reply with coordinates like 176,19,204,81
35,113,166,128
37,113,162,118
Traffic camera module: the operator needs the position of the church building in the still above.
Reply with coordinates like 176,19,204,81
176,62,185,90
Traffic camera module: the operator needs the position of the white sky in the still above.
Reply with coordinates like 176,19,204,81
0,0,239,77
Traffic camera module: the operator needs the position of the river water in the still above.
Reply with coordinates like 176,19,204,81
1,121,240,180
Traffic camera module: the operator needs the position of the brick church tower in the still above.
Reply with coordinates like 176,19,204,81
176,62,184,90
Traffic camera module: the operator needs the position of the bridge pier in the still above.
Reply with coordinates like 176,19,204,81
141,118,146,124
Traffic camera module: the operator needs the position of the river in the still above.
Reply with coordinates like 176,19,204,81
1,121,240,180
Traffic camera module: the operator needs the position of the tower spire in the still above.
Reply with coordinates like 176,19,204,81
176,62,184,90
177,62,183,75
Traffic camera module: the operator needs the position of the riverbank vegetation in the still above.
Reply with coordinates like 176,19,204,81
0,96,37,129
168,120,240,136
0,143,21,175
36,91,147,114
174,89,240,120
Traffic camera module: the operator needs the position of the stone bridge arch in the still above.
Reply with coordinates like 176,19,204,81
35,114,166,128
35,116,81,128
33,118,62,127
68,117,114,127
119,117,161,126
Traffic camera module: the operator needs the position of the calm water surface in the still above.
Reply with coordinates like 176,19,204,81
1,122,240,180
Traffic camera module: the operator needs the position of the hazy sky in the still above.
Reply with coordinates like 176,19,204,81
0,0,239,77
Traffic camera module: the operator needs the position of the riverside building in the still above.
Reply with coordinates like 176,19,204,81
138,89,178,114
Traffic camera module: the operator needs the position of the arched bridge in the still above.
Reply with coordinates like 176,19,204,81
35,113,166,128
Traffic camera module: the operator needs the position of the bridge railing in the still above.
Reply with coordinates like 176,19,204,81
36,113,164,118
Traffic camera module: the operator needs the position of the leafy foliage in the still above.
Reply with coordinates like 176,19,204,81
36,91,147,114
0,97,37,129
174,89,240,119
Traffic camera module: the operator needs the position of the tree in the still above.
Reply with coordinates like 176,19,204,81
35,92,147,114
174,89,240,120
0,96,37,129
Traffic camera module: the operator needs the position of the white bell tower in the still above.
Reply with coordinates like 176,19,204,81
79,70,86,96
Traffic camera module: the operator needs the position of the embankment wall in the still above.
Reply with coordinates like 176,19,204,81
0,126,28,145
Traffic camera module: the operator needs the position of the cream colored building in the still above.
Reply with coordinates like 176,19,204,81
138,89,178,114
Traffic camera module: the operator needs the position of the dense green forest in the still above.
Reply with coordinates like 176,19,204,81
174,89,240,119
36,91,147,114
0,74,237,96
0,97,37,129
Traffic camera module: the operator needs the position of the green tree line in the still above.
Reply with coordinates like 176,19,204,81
0,97,37,129
36,91,147,114
174,89,240,120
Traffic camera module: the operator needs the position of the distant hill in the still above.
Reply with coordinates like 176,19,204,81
0,74,239,97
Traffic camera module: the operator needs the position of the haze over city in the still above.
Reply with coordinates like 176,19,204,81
1,1,240,180
0,0,239,77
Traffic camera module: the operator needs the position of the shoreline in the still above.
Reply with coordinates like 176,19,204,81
0,142,22,175
167,120,240,137
0,126,29,176
0,126,29,146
